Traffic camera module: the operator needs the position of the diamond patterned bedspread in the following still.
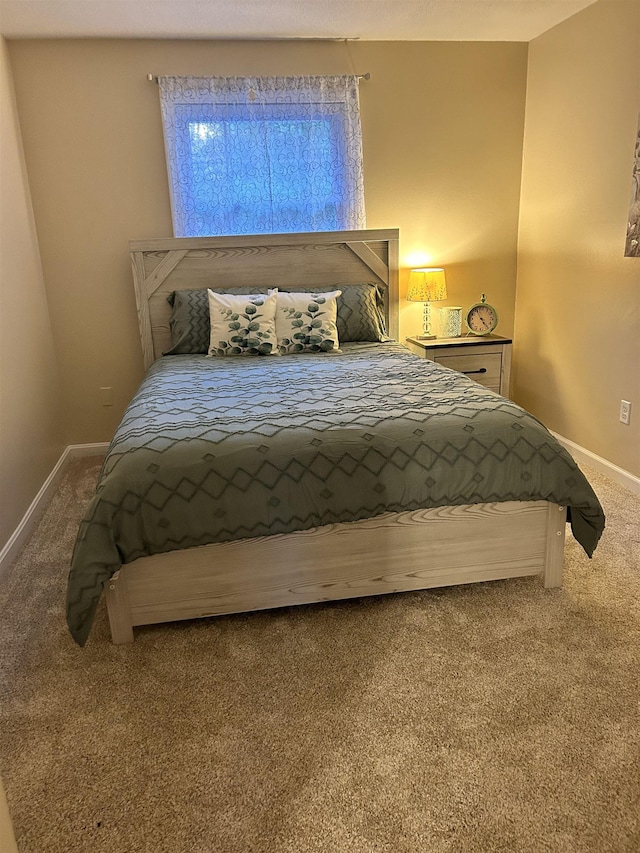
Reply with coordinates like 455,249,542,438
67,342,605,645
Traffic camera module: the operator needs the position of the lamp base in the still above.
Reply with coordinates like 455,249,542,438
419,302,437,340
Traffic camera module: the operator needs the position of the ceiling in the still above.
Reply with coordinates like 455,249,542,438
0,0,599,42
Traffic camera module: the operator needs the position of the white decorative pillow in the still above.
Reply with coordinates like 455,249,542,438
207,290,278,356
275,291,342,354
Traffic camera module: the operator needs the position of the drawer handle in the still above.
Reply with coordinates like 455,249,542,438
462,367,487,375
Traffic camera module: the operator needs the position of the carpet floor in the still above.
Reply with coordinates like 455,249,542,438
0,456,639,852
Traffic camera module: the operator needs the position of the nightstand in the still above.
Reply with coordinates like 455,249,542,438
405,334,512,397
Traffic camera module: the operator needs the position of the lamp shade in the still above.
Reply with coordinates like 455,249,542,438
407,268,447,302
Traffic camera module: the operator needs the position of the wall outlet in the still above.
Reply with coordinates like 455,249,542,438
619,399,631,425
100,386,114,407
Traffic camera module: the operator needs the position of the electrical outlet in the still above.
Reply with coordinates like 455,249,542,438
100,386,114,407
619,400,631,425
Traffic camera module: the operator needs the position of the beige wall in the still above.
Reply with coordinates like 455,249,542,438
7,38,528,443
0,775,18,853
0,37,63,552
515,0,640,476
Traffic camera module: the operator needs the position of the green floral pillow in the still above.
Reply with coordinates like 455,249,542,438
303,283,388,342
207,290,278,356
275,291,342,354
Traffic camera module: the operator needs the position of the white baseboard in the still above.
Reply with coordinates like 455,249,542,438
0,442,108,575
551,432,640,496
66,442,110,458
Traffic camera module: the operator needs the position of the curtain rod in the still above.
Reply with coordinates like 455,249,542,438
146,73,370,83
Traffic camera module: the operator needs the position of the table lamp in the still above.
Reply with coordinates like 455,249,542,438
407,267,447,339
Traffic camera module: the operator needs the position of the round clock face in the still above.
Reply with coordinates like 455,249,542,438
466,300,498,335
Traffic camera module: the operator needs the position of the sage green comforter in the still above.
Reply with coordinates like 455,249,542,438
67,343,605,645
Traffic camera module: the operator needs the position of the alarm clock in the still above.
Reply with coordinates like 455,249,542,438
465,294,498,336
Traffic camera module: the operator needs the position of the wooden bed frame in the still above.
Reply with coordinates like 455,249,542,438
105,229,565,643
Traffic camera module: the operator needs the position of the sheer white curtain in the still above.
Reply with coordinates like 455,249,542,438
159,75,366,237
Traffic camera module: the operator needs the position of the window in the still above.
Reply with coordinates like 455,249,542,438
159,76,366,237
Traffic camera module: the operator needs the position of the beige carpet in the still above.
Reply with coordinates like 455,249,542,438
0,457,639,853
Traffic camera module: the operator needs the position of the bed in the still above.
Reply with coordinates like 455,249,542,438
66,229,605,645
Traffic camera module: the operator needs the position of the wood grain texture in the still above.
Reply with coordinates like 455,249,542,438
130,252,155,368
105,570,134,644
436,352,502,388
387,235,400,339
144,249,187,297
130,229,400,253
130,230,400,368
405,338,512,397
108,501,564,642
543,503,566,587
345,241,389,284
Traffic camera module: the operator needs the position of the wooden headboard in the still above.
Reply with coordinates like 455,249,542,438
129,229,400,367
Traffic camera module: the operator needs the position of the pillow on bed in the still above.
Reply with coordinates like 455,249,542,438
207,290,278,356
299,283,388,342
165,287,272,355
275,291,342,355
165,282,387,355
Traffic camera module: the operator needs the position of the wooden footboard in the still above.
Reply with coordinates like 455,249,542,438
105,500,566,644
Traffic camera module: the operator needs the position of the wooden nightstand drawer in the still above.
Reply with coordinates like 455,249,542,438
434,352,502,390
405,335,512,398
